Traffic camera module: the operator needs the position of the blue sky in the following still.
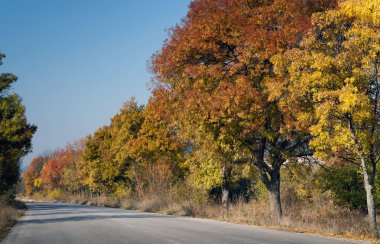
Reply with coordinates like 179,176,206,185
0,0,191,167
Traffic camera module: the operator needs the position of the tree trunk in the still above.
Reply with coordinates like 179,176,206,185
349,117,378,238
254,137,283,219
221,165,231,209
221,187,229,209
267,170,282,219
360,157,378,238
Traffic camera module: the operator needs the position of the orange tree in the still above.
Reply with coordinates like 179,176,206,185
40,150,72,191
151,0,336,217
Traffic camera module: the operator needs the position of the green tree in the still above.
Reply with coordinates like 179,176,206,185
0,53,36,195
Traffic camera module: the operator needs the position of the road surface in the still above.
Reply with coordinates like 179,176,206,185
2,202,364,244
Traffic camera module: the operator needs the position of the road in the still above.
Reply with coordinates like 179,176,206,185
2,202,364,244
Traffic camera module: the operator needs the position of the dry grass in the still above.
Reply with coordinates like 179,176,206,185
184,199,371,240
107,196,373,241
0,202,24,240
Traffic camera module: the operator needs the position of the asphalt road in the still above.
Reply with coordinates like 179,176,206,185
2,202,364,244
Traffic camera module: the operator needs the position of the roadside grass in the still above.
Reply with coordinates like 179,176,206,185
29,192,375,242
0,200,25,240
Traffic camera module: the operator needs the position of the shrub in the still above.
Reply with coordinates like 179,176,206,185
318,166,367,211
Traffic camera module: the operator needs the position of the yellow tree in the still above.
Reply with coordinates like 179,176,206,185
272,0,380,237
80,126,112,195
80,98,144,196
107,98,144,194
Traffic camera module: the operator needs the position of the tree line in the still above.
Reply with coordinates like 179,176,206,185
23,0,380,238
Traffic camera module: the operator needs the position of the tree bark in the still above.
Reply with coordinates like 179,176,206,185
360,156,378,238
267,170,282,219
255,137,283,219
221,165,231,209
221,187,229,209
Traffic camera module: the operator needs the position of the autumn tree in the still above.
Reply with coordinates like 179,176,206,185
79,98,144,196
272,0,380,237
107,98,144,194
40,150,70,190
128,90,185,198
151,0,336,217
61,141,85,193
24,155,50,196
0,53,36,195
80,126,112,195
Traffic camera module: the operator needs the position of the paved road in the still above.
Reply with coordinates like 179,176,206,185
2,202,364,244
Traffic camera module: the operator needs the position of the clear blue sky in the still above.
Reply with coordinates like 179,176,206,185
0,0,191,167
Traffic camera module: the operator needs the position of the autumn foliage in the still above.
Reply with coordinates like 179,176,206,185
24,0,380,239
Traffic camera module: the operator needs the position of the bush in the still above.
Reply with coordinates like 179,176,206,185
318,166,367,211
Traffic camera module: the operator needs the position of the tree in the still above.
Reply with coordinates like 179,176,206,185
40,150,69,190
0,53,36,195
61,141,85,193
129,89,186,198
24,155,49,196
80,126,112,194
107,98,144,193
79,98,145,196
151,0,336,218
272,0,380,236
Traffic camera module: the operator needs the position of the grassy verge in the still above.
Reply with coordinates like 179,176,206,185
0,200,25,240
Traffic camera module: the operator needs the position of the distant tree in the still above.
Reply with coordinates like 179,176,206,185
24,155,50,196
40,150,69,190
61,141,85,193
0,53,36,195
